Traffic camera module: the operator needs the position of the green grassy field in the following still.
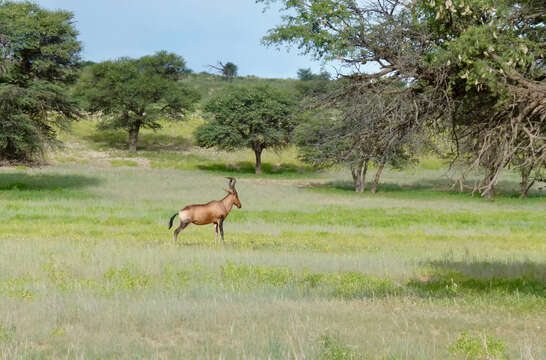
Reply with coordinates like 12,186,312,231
0,120,545,359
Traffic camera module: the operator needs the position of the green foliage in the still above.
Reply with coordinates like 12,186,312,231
295,79,331,97
75,51,200,151
197,85,296,150
448,332,508,360
0,1,81,161
296,68,332,96
418,156,448,170
195,85,297,173
258,0,359,61
297,68,330,81
419,0,544,98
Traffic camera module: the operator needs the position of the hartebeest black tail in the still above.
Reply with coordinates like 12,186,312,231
168,213,178,229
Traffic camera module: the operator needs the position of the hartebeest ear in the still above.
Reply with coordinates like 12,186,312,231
226,177,236,190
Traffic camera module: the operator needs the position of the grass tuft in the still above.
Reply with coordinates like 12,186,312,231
319,334,362,360
448,332,508,360
109,159,138,167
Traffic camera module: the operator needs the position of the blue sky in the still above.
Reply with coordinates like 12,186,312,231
33,0,337,79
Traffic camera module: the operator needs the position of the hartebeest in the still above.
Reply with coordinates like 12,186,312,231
168,177,241,243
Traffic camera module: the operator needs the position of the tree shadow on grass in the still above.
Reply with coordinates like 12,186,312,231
197,161,319,178
409,259,545,297
426,259,546,280
307,178,544,199
305,179,468,200
84,129,193,152
0,173,101,193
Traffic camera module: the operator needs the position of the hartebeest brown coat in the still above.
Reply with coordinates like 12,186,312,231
168,177,241,243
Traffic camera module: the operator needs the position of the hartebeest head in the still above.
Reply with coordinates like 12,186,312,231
226,177,242,208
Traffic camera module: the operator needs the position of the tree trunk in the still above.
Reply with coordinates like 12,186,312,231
481,168,496,200
520,167,534,199
484,187,495,201
128,124,140,152
351,159,368,192
371,162,385,194
254,147,263,174
351,167,359,190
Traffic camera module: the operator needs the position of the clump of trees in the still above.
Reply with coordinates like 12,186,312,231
3,0,543,200
297,68,330,81
0,1,81,162
259,0,545,198
75,51,200,152
195,85,296,174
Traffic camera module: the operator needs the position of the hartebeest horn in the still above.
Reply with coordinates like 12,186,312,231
226,177,236,189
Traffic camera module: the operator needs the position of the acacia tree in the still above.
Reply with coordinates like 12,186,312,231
210,61,238,82
259,0,545,199
76,51,200,152
0,1,81,162
295,83,426,192
195,85,296,174
419,0,546,198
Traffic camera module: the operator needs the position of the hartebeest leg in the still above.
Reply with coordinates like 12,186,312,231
214,223,219,243
219,218,225,243
174,219,190,242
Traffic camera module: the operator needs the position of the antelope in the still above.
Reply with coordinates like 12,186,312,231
168,177,241,243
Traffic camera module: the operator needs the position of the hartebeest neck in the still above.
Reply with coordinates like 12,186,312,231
221,193,235,213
